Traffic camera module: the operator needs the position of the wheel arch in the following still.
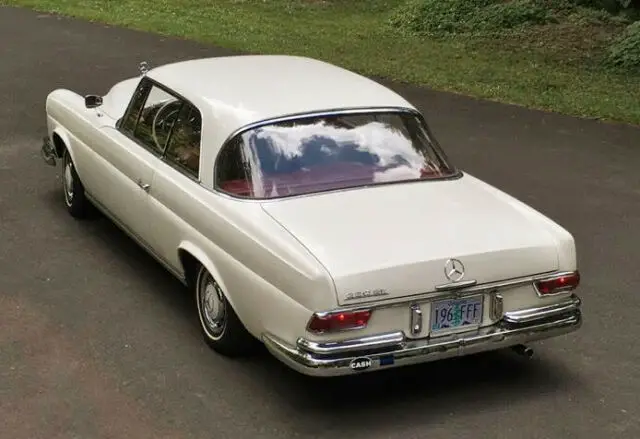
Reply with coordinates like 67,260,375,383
50,128,77,164
177,239,317,346
177,242,237,310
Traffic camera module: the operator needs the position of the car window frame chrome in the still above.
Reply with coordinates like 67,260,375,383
211,106,462,202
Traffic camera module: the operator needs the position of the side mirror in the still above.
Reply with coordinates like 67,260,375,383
85,95,103,109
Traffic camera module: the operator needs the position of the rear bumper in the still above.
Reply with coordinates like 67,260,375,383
263,294,582,377
41,136,57,166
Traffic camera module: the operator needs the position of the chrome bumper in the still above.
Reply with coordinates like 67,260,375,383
41,136,57,166
263,294,582,377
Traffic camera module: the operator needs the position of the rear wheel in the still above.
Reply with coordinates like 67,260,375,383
194,265,257,357
61,149,91,218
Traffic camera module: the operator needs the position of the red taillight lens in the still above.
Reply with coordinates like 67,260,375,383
535,271,580,295
307,310,372,334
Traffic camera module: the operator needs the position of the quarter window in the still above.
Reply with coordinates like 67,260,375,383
216,138,251,196
164,103,202,177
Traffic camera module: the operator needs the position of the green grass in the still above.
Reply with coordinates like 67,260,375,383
3,0,640,125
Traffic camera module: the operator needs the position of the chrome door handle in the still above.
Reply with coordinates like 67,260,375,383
136,179,151,192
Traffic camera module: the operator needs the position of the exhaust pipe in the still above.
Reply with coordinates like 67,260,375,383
512,344,534,358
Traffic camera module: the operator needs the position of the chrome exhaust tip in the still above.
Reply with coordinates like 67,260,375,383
512,344,534,358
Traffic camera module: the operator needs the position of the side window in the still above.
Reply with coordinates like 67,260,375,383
215,139,251,197
164,103,202,177
120,80,151,133
133,85,181,154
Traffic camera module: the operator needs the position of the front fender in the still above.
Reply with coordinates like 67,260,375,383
46,89,84,165
51,127,73,159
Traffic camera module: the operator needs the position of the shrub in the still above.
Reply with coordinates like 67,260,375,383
573,0,624,12
567,5,632,24
388,0,493,37
606,21,640,69
388,0,555,37
573,0,640,13
469,1,553,31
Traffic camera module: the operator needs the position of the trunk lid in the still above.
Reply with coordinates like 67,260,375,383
261,175,559,306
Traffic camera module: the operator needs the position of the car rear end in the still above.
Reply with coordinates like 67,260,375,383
263,268,581,376
259,174,583,376
218,107,582,376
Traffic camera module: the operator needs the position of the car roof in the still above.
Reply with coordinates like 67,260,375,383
147,55,417,136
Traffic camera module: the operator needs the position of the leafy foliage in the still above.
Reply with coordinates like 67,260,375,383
388,0,639,75
388,0,559,36
573,0,640,13
471,1,553,31
606,20,640,69
388,0,489,36
566,5,624,23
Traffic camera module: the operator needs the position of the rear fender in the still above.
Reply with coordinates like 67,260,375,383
177,241,233,306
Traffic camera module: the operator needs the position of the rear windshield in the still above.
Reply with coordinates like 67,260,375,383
215,111,457,199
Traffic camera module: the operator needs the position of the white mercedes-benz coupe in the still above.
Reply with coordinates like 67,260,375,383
41,55,582,376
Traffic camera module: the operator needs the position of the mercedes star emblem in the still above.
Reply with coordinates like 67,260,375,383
444,258,465,282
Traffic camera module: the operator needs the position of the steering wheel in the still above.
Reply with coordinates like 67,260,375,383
151,100,181,150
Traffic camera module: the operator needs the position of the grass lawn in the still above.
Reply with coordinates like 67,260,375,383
3,0,640,125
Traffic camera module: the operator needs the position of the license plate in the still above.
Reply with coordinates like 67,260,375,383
430,295,483,334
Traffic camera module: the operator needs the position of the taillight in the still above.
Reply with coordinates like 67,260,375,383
535,271,580,295
307,310,372,334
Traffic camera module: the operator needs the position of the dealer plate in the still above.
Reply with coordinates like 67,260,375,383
430,295,483,334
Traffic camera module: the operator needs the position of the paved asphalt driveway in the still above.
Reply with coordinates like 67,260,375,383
1,6,639,439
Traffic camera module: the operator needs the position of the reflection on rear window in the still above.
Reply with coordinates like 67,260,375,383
215,111,457,199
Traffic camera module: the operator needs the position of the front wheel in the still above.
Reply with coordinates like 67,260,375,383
61,149,91,219
195,265,258,357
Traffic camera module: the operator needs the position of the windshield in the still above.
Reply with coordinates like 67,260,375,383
215,111,458,199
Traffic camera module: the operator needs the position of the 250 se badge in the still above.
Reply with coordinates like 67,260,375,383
344,289,389,301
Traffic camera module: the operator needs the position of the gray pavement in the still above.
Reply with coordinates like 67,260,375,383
1,5,639,439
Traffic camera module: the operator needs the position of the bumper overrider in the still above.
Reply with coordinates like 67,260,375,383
262,294,582,377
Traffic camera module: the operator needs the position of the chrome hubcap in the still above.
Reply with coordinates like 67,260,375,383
200,274,225,338
63,158,74,205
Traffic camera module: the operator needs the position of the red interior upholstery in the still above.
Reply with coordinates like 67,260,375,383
220,179,251,196
219,164,439,198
